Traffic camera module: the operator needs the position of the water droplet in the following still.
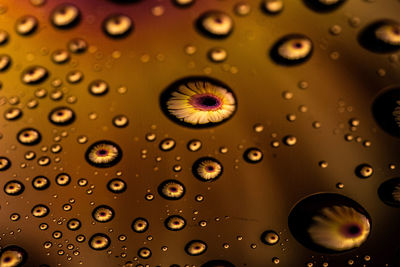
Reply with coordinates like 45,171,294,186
51,49,70,64
359,20,400,53
283,135,297,146
103,14,133,38
112,115,129,128
355,164,373,178
21,65,48,85
67,218,81,231
31,204,50,217
158,179,185,200
234,2,251,16
261,230,280,245
0,246,27,266
93,205,115,223
17,128,41,146
88,233,111,250
0,54,11,72
4,180,25,196
208,47,228,63
32,176,50,190
107,178,126,193
137,247,152,259
196,11,234,39
303,0,346,12
0,156,11,171
89,80,109,96
15,15,38,35
173,0,195,8
164,215,186,231
378,177,400,207
160,77,237,128
56,173,71,186
192,157,223,182
131,217,149,233
68,38,87,53
49,106,75,126
288,193,371,253
51,4,80,29
185,240,207,256
270,34,313,65
159,138,176,151
4,107,23,121
262,0,284,14
243,148,263,163
85,140,122,168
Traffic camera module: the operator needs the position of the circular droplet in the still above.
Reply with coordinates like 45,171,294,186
85,140,122,168
0,246,27,267
234,2,251,16
66,70,83,83
372,87,400,137
88,233,111,250
51,4,80,29
159,138,176,151
185,240,207,256
103,14,133,38
131,217,149,233
160,76,237,128
56,173,71,186
76,234,86,243
196,11,234,39
172,0,195,8
261,230,280,245
112,115,129,128
89,80,109,96
288,193,371,253
49,106,75,126
67,218,81,231
270,34,313,65
262,0,284,14
283,135,297,146
355,164,373,178
21,66,48,85
192,157,223,182
137,247,151,259
158,179,185,200
303,0,346,12
17,128,41,146
107,178,127,193
4,108,23,121
0,54,11,72
15,15,38,35
358,20,400,53
32,176,50,190
243,148,263,163
52,49,70,64
10,213,20,221
378,177,400,207
164,215,186,231
4,180,25,196
32,204,50,218
92,205,115,223
52,231,62,239
0,30,9,45
68,38,87,53
187,139,202,152
208,48,228,63
0,156,11,171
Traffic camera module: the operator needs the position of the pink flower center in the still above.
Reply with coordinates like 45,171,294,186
341,223,362,238
189,94,222,111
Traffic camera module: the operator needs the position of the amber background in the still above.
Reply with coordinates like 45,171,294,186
0,0,400,266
